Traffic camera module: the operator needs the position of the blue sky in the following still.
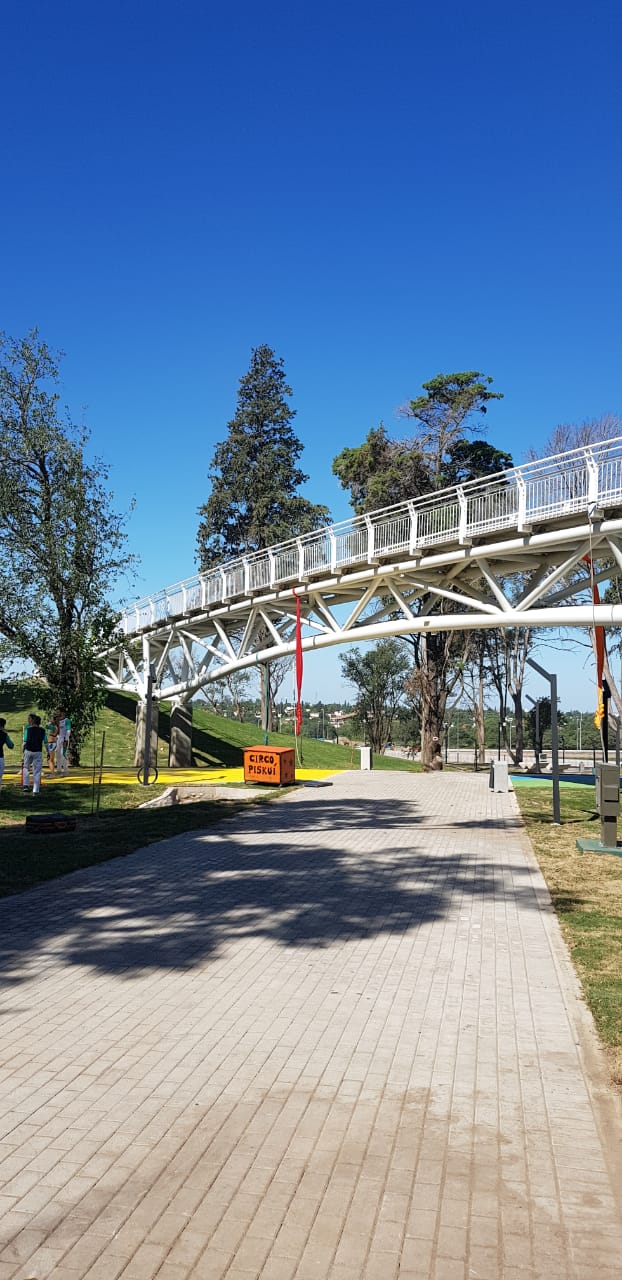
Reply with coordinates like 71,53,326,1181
2,1,621,708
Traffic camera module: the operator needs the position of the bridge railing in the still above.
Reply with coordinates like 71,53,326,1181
119,436,622,636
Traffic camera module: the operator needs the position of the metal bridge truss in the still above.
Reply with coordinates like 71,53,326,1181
101,436,622,704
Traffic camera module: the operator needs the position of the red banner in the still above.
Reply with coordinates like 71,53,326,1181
295,595,303,736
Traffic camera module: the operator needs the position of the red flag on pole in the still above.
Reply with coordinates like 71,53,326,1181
295,595,303,736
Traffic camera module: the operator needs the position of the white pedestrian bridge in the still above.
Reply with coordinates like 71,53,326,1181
102,436,622,704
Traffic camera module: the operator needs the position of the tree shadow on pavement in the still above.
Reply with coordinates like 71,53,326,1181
0,794,541,991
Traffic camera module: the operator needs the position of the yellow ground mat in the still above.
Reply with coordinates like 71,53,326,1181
4,766,342,788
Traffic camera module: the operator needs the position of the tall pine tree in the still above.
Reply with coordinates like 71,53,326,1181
197,345,329,569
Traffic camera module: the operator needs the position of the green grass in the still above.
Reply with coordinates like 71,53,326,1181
515,782,622,1083
0,682,418,773
0,683,417,898
0,778,275,897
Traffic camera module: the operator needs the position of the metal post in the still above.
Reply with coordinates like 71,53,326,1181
142,664,156,786
96,731,106,812
263,664,269,746
527,658,560,825
602,677,611,764
549,673,560,825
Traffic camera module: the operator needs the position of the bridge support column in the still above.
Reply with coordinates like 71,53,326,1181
169,702,193,768
134,700,159,770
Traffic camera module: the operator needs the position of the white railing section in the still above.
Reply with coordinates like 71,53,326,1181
119,438,622,636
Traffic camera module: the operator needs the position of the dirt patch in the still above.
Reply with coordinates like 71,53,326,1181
139,784,278,808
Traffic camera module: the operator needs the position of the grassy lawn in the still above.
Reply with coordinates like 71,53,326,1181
0,683,417,897
514,781,622,1084
0,777,275,898
0,683,417,773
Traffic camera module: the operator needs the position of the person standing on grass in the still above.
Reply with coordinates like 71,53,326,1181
56,709,71,775
46,719,58,772
22,714,50,795
0,718,14,794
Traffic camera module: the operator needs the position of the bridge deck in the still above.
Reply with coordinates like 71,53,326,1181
120,437,622,637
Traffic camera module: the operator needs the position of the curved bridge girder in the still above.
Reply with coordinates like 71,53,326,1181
101,474,622,702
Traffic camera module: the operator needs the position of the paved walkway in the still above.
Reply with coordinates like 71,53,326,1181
0,771,621,1280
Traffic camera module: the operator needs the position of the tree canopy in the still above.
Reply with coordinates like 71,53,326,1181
400,371,504,485
0,330,134,760
332,424,429,516
197,345,330,569
340,640,410,753
333,369,507,769
333,373,507,517
442,438,513,486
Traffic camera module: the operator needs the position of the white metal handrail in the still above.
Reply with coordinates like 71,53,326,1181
120,437,622,636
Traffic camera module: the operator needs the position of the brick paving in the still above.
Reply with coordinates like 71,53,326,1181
0,770,621,1279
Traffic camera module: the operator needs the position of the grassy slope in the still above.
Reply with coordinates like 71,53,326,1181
515,783,622,1084
0,684,417,773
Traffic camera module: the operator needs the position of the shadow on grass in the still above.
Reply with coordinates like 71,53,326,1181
520,807,598,825
552,890,591,914
190,724,244,767
104,690,138,721
0,785,547,993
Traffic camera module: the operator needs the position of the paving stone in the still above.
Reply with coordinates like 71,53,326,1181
0,771,620,1277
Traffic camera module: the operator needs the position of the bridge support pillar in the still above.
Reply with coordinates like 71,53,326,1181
134,699,159,770
170,703,193,768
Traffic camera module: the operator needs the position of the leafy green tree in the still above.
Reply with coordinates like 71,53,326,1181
333,424,428,515
400,371,503,485
403,626,472,771
0,330,134,762
443,439,513,486
197,345,330,568
340,640,410,753
333,385,506,518
332,370,506,769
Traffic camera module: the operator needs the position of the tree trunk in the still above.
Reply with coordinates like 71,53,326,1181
511,691,525,764
474,668,486,764
420,635,447,771
259,663,272,734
